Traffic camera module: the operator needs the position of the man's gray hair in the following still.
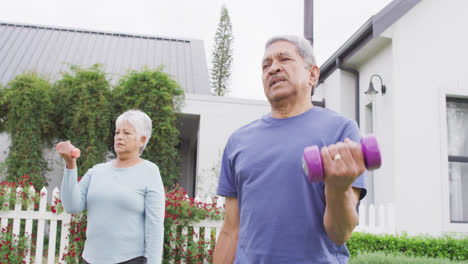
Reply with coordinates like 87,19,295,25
265,35,317,67
116,109,152,155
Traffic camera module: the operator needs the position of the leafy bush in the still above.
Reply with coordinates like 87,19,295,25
112,68,184,187
0,175,41,211
0,176,42,264
348,232,468,261
163,185,223,263
53,65,113,177
0,224,34,264
1,73,55,190
0,84,7,132
349,251,468,264
1,65,184,188
62,210,87,263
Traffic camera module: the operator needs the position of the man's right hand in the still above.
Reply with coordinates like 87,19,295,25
56,141,79,169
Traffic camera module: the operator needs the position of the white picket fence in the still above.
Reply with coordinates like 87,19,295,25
166,195,224,264
0,186,71,264
0,187,225,264
0,186,395,264
355,203,396,234
167,218,223,264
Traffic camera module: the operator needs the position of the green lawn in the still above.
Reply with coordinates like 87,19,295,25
349,251,468,264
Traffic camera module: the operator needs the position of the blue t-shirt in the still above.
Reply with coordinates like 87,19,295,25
217,107,366,264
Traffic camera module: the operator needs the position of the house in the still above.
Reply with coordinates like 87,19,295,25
0,21,271,199
311,0,468,235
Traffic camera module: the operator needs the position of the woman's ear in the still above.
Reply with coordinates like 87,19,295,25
140,136,147,148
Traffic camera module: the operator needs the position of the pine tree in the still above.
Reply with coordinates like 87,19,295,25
211,5,234,96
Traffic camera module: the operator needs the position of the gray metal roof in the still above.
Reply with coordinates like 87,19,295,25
0,21,210,94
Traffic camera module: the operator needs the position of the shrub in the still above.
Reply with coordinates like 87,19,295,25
163,185,223,263
349,251,468,264
0,224,34,264
347,232,468,261
1,73,55,190
0,175,41,211
1,66,184,194
53,65,113,177
0,84,7,132
62,211,87,263
0,176,41,264
112,67,184,187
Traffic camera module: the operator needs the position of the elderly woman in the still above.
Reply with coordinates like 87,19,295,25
57,109,165,264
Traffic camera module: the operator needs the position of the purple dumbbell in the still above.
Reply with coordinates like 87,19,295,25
302,135,382,182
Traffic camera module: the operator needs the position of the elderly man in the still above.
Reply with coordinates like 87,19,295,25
213,36,367,263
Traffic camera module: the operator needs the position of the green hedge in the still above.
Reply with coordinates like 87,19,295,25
0,73,55,189
0,65,184,190
348,232,468,261
53,65,113,177
349,251,468,264
113,68,184,187
0,85,7,131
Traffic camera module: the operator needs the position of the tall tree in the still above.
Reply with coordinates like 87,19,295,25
211,5,234,96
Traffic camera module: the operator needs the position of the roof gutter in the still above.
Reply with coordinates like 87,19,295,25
315,0,421,126
319,18,373,83
319,0,421,83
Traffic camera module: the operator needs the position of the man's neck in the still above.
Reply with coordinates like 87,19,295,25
270,99,313,118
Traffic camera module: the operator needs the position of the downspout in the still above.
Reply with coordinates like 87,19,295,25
336,58,360,127
304,0,314,46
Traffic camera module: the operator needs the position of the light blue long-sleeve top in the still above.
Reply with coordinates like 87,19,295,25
61,160,165,264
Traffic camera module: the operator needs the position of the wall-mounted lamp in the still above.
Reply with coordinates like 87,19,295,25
365,74,387,96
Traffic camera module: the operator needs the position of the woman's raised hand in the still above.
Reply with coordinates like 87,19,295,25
56,141,80,169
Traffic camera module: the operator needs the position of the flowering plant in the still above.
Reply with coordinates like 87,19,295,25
0,175,39,263
0,175,41,211
163,185,224,263
0,224,34,264
62,211,87,263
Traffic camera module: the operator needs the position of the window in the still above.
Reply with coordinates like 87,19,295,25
446,97,468,223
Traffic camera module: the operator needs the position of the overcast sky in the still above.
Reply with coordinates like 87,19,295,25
0,0,392,100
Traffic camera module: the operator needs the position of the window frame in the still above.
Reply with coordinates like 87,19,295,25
445,96,468,224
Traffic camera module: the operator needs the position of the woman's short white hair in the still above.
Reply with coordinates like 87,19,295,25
116,109,152,155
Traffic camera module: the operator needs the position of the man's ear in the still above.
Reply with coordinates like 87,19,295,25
308,65,320,87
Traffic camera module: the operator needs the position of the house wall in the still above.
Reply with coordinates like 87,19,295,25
315,69,355,121
388,0,468,234
181,94,270,197
358,42,395,210
0,133,9,175
319,0,468,235
316,42,396,224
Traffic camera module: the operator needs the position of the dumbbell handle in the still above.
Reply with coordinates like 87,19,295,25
56,142,81,159
302,135,381,182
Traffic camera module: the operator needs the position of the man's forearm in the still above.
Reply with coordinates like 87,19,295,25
213,228,238,264
323,186,360,245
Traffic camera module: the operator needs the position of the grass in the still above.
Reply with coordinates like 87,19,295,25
349,251,468,264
